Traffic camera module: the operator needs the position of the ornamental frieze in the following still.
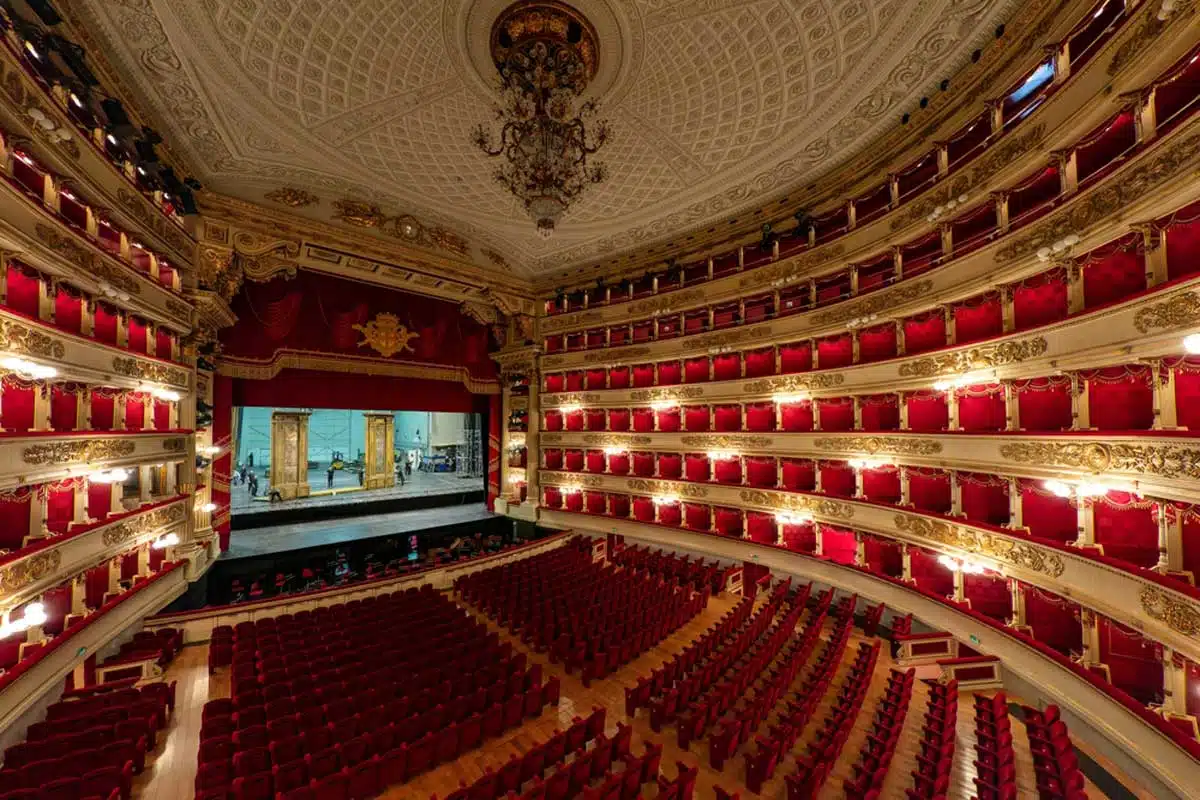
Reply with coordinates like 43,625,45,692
626,479,709,498
994,129,1200,264
1107,0,1196,77
0,550,60,594
1140,585,1200,637
743,373,846,394
680,435,774,449
541,433,563,444
162,438,188,452
629,387,705,402
1132,291,1200,334
545,393,602,406
741,245,846,289
112,356,190,388
101,503,187,548
0,318,65,360
542,310,603,335
897,337,1048,378
813,436,943,456
628,290,705,317
737,489,854,520
999,441,1200,480
811,280,934,326
893,514,1065,578
539,472,601,487
694,326,773,350
22,438,137,465
583,347,651,364
35,225,141,295
580,434,652,446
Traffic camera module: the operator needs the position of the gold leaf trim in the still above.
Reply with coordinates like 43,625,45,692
1140,585,1200,637
694,326,773,350
266,187,319,208
628,290,706,317
22,438,137,465
582,346,651,364
813,436,943,456
741,245,847,289
898,337,1048,378
111,356,190,388
999,441,1200,480
0,550,60,594
811,280,934,327
743,373,846,394
580,433,653,446
737,489,854,520
626,479,709,498
629,387,705,402
1132,291,1200,335
541,310,603,335
679,435,774,449
543,393,602,407
0,318,65,360
893,514,1065,577
540,472,602,487
101,503,187,548
216,351,498,394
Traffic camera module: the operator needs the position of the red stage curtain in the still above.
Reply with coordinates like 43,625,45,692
1175,358,1200,431
657,408,681,432
745,347,776,378
903,311,946,355
862,467,900,504
965,573,1011,621
1,376,36,431
608,409,630,431
1164,199,1200,281
745,456,777,488
685,454,710,483
821,526,857,565
685,503,710,532
910,469,951,514
54,286,83,334
780,401,814,432
957,383,1006,431
544,410,563,431
714,507,743,537
820,462,855,497
658,362,682,386
564,490,584,513
1083,365,1153,430
632,409,653,433
93,302,118,346
713,457,742,485
153,400,171,431
609,367,630,389
780,342,812,373
1094,493,1159,567
906,391,948,431
781,459,816,492
1024,587,1082,656
746,402,775,432
46,482,75,533
631,452,653,477
746,511,776,544
128,317,148,354
1013,376,1072,431
1081,233,1145,309
5,263,40,318
50,385,78,431
783,522,816,554
713,354,741,382
1012,269,1068,331
961,473,1010,526
1021,483,1077,542
860,395,900,431
714,405,741,432
684,357,710,384
545,374,564,393
1179,507,1200,585
1099,617,1164,705
631,496,654,522
585,409,605,432
817,398,854,432
584,491,606,515
0,488,32,550
609,495,630,518
564,450,584,472
817,334,853,369
858,324,897,363
585,450,605,473
911,547,954,597
585,369,606,390
954,294,1002,344
632,364,655,388
658,454,682,480
565,410,584,432
865,536,902,577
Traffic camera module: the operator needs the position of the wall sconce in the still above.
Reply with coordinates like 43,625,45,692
653,494,679,506
775,511,813,525
603,446,627,456
0,602,47,640
848,457,889,470
1,357,57,380
560,404,582,414
89,468,129,484
200,502,217,513
707,450,737,461
772,392,809,405
937,554,986,574
650,400,678,411
152,533,180,549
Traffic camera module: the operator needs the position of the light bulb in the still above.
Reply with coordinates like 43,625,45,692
1183,333,1200,355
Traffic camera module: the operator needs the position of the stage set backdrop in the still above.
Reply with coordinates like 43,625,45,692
209,269,502,548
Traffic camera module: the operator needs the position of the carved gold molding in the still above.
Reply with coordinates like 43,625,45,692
540,472,602,487
0,318,65,361
893,514,1066,578
100,503,186,547
811,280,934,327
999,441,1200,480
814,436,943,456
22,438,137,465
1140,585,1200,637
579,433,652,446
679,435,774,449
265,187,319,208
694,326,774,350
628,290,706,317
545,393,602,406
35,224,142,296
217,352,499,395
741,245,847,289
581,347,651,364
737,488,855,520
352,313,420,358
743,373,846,394
897,337,1048,378
628,387,705,402
111,356,190,388
0,550,60,594
1132,290,1200,334
626,479,709,498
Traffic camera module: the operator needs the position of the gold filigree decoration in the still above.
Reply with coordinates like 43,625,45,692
482,249,513,273
352,313,420,358
331,199,468,256
582,347,651,364
116,189,192,255
893,515,1065,578
0,550,61,594
695,327,773,350
111,356,189,388
1107,2,1196,77
544,393,601,407
541,433,564,444
162,438,187,452
1140,585,1200,637
265,187,319,208
898,337,1048,378
629,387,705,402
0,318,65,360
198,245,243,302
101,503,187,548
581,434,652,446
1132,291,1200,334
741,244,847,289
811,281,934,327
680,435,774,449
35,224,142,296
814,437,942,456
999,441,1200,480
743,373,846,394
626,479,709,498
540,472,601,487
164,298,193,321
738,489,854,520
23,438,137,465
541,311,603,335
628,290,706,317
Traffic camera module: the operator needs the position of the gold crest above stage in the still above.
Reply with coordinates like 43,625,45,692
353,313,420,358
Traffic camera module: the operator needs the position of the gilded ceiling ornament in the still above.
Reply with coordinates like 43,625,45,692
352,313,420,358
1140,585,1200,637
581,433,652,446
265,187,319,208
742,245,847,289
111,356,190,388
197,245,243,302
629,387,705,402
0,319,65,361
679,435,774,449
743,373,845,394
331,199,468,256
1133,291,1200,334
812,280,934,326
737,489,854,520
814,437,943,456
999,441,1200,480
898,337,1048,378
101,503,186,547
626,479,709,498
893,514,1065,578
22,438,136,465
0,550,61,594
482,249,513,273
695,327,773,350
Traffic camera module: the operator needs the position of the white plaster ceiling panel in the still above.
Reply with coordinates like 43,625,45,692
71,0,1021,275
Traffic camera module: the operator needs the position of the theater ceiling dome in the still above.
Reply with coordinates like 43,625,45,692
71,0,1020,276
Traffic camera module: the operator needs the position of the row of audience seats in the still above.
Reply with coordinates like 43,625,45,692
1019,703,1089,800
95,628,183,681
609,545,730,596
908,678,958,799
843,667,916,798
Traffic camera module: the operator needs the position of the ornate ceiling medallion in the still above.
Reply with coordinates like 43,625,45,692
472,1,608,239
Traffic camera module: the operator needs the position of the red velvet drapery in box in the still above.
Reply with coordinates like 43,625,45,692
1093,493,1159,567
865,535,903,577
54,287,83,335
746,511,775,544
713,405,741,431
585,450,604,473
907,392,948,431
87,481,113,522
860,395,899,431
632,409,653,433
903,311,946,354
564,410,584,431
1081,233,1145,308
1083,365,1153,430
1181,507,1200,585
684,503,710,532
657,408,681,432
45,481,75,533
6,262,40,319
909,469,951,514
911,547,953,597
545,374,564,393
1021,483,1077,542
658,362,681,386
543,487,562,509
780,401,814,432
153,400,171,430
1013,376,1072,430
609,495,630,518
124,393,147,431
684,454,710,483
1,376,35,431
1174,358,1200,430
745,456,777,487
1164,199,1200,281
817,398,853,432
684,358,709,384
584,492,606,515
544,410,563,432
783,522,816,554
780,342,812,373
658,454,682,480
713,457,741,485
0,488,31,550
862,467,900,504
50,385,78,431
781,459,816,491
609,367,630,389
1024,587,1082,656
155,328,175,361
821,526,857,565
544,449,563,470
714,507,743,537
713,354,740,382
608,453,629,476
608,409,630,431
564,450,584,471
746,402,775,432
1099,616,1164,705
745,348,775,378
128,317,148,355
564,491,584,513
630,452,652,477
858,324,897,363
965,573,1011,621
1013,269,1068,331
960,473,1009,526
954,294,1003,344
632,365,654,388
585,409,604,431
817,334,853,369
820,462,855,497
957,384,1006,431
93,302,118,346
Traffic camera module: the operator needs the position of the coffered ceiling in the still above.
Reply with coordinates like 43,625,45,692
68,0,1021,280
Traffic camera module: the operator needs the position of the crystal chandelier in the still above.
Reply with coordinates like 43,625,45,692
473,2,609,239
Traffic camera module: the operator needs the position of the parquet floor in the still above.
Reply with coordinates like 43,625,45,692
128,586,1152,800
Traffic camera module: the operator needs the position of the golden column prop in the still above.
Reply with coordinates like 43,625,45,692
363,412,396,490
270,411,311,500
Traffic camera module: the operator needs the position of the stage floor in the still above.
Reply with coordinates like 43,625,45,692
223,503,495,561
230,469,480,519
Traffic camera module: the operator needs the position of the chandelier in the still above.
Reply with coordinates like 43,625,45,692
472,1,609,239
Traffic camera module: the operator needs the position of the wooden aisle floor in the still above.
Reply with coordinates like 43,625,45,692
128,587,1150,800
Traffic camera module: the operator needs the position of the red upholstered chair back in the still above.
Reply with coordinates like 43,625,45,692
713,354,741,382
659,502,682,527
657,408,681,432
585,409,606,431
544,449,563,470
565,372,584,391
565,410,584,431
714,508,743,537
608,453,630,475
633,497,655,522
657,361,682,386
781,459,816,491
780,342,812,373
544,410,563,431
632,364,655,388
713,457,742,485
746,511,776,544
609,495,630,518
632,408,654,432
780,402,814,432
564,450,584,472
745,457,777,488
746,402,775,432
585,450,605,473
744,347,776,378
